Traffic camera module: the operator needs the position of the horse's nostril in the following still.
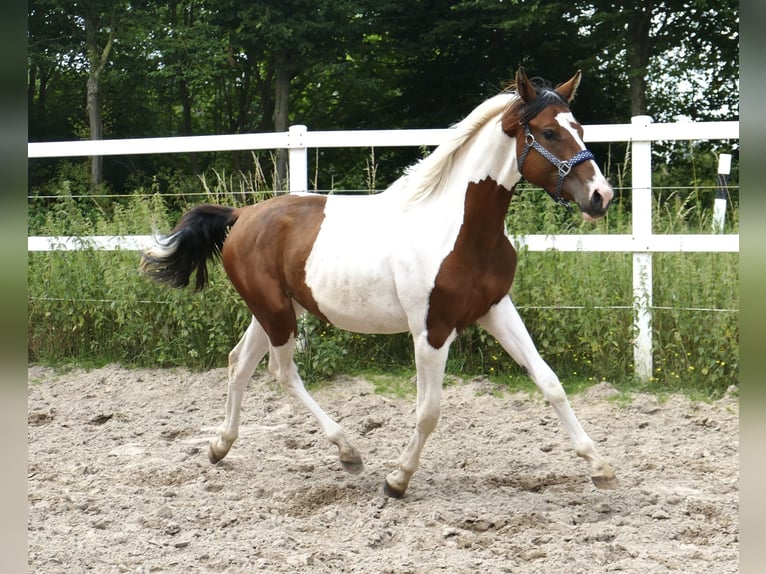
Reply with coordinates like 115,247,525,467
591,191,603,212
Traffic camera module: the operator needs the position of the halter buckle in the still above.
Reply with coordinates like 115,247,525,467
519,122,595,212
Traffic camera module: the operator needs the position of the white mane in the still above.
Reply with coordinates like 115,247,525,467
395,92,517,208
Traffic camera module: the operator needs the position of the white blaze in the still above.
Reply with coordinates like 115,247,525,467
555,112,613,218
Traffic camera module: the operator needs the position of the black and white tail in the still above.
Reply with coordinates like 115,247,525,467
140,204,239,291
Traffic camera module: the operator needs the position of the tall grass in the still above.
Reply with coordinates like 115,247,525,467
27,191,252,368
27,165,738,397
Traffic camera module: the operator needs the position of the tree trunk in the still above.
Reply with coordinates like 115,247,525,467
256,66,275,133
84,8,115,192
86,72,103,190
273,51,291,191
626,5,652,117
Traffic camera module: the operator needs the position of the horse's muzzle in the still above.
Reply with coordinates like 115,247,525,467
581,187,613,220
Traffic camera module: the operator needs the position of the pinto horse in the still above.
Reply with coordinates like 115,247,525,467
141,67,618,498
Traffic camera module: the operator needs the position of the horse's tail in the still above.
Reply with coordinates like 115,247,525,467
140,204,239,291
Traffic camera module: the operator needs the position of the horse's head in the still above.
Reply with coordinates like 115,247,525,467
502,67,613,221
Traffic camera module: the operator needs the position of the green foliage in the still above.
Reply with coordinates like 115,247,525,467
28,1,738,197
651,252,739,394
295,315,414,382
27,192,252,368
28,174,739,397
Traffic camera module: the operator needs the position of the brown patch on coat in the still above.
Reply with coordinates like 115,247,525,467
426,177,517,349
222,194,328,347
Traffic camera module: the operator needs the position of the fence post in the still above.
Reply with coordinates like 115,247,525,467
631,115,654,382
288,125,308,193
712,153,732,233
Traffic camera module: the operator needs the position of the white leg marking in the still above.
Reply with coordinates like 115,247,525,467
478,297,618,488
209,317,269,463
270,335,363,474
385,330,454,497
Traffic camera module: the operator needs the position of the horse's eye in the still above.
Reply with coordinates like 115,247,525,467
543,129,555,141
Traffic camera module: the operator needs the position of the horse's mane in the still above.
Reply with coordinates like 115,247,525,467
398,92,517,208
391,78,569,207
398,78,570,208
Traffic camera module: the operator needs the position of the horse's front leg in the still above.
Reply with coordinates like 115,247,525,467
384,330,453,498
208,317,269,463
478,296,618,489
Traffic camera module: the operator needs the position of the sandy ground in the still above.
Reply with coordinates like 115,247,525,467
28,364,738,573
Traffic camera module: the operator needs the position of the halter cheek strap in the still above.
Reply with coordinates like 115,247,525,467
517,124,596,208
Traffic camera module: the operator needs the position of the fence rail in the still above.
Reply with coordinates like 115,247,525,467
28,118,739,381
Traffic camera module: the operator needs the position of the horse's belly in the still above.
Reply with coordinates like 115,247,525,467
305,264,409,334
321,300,409,335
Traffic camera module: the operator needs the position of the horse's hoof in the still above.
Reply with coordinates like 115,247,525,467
340,457,364,475
208,442,227,465
382,479,405,499
591,474,620,490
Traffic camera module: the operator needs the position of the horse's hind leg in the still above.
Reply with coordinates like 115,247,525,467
209,316,269,463
384,330,452,498
478,297,618,489
269,334,363,474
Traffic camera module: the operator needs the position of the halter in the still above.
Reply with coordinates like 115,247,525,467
517,124,596,208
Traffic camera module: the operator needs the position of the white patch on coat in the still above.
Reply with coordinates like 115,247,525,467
303,103,521,337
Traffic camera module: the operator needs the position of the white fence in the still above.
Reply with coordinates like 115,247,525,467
28,118,739,381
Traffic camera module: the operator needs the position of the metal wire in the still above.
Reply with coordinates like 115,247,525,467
27,296,737,314
26,183,741,201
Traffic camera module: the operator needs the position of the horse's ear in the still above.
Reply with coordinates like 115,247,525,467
515,66,537,103
555,70,582,103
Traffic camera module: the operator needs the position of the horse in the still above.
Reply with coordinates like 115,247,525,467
141,67,618,498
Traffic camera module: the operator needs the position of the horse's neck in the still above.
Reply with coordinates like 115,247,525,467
375,108,522,240
415,120,520,211
385,127,518,261
459,119,521,190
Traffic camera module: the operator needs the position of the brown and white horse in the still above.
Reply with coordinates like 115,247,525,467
141,67,618,498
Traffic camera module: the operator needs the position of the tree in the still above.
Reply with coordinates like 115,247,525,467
574,0,738,121
82,2,120,190
27,0,80,133
27,0,738,197
28,0,128,190
207,0,366,188
143,1,228,173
